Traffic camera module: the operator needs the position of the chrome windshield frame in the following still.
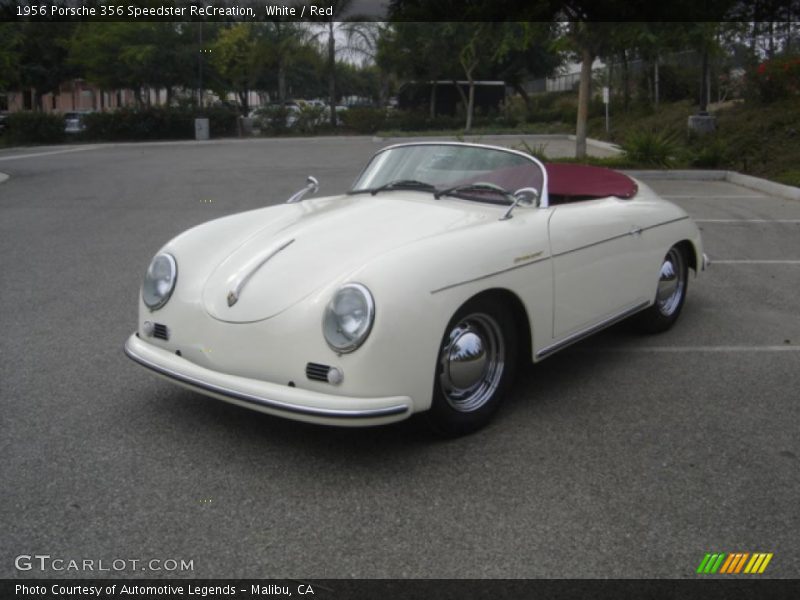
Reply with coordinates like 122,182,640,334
350,141,550,208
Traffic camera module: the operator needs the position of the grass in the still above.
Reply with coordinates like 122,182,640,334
389,97,800,188
585,97,800,186
620,128,681,168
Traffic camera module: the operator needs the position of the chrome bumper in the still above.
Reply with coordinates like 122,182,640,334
124,333,412,426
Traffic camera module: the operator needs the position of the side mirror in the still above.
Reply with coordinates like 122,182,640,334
513,187,539,207
500,187,539,220
286,175,319,204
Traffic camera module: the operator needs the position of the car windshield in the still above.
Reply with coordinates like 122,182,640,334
350,144,544,204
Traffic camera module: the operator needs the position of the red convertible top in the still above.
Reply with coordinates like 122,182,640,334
545,163,638,201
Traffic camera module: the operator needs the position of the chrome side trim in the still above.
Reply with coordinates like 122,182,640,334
535,301,650,360
552,216,690,259
227,238,295,307
124,341,409,419
430,256,549,294
702,252,710,270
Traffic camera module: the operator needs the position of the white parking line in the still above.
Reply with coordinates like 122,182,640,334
696,219,800,223
0,146,100,162
586,345,800,352
711,260,800,264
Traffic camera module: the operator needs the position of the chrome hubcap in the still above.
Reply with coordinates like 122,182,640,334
656,248,685,317
439,313,505,412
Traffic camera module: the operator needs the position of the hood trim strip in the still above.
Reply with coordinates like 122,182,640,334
227,238,295,307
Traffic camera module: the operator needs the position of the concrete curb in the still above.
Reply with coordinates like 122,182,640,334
569,135,623,153
0,172,9,185
726,170,800,201
622,169,800,201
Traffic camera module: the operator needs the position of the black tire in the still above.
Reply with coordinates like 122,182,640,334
634,245,689,334
425,297,518,436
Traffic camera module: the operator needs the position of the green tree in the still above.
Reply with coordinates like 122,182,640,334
442,22,493,132
342,22,393,105
257,21,313,103
0,23,21,92
492,22,564,110
311,0,358,125
69,23,195,107
378,23,454,118
210,24,260,113
16,22,78,110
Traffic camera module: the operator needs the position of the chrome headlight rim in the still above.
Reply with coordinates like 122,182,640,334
323,282,375,354
142,252,178,311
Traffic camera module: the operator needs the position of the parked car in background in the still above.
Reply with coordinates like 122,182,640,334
64,111,91,134
125,142,707,436
0,112,8,134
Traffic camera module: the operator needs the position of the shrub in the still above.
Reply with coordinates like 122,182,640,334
776,168,800,187
201,105,239,137
514,139,549,161
383,110,462,132
82,108,191,140
6,111,65,145
524,93,579,123
80,106,239,141
501,96,528,126
554,94,580,122
747,55,800,103
293,104,327,134
688,137,730,168
621,128,680,168
253,105,292,135
340,107,387,133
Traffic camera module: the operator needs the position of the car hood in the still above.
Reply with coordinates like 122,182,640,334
201,194,489,323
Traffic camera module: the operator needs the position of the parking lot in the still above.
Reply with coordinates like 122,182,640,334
1,136,798,579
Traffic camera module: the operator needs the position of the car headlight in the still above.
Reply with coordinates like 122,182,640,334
142,253,177,310
323,283,375,353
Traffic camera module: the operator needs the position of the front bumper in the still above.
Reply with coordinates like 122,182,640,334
124,333,413,427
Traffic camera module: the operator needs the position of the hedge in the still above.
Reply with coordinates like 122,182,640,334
4,112,65,145
2,106,240,145
81,106,238,141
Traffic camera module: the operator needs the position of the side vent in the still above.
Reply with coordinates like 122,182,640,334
306,362,331,382
153,323,169,341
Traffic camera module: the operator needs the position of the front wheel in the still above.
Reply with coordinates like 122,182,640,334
634,245,689,334
426,298,517,436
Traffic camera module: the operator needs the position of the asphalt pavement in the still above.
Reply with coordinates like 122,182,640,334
0,135,798,579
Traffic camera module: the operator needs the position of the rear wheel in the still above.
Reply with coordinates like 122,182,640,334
426,298,517,436
634,245,689,334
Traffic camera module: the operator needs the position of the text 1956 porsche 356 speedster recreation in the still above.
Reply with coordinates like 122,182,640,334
125,142,707,435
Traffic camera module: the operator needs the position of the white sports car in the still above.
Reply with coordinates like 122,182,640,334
125,142,707,435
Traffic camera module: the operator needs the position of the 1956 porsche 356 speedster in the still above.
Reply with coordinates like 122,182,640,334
125,142,707,435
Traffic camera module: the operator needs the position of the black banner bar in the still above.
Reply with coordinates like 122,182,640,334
3,579,800,600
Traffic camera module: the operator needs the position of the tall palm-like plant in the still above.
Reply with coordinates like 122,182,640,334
310,0,357,126
258,21,312,103
340,22,391,106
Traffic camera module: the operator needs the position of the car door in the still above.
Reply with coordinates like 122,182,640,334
548,197,649,340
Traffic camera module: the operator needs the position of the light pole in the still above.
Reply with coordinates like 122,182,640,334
198,23,204,109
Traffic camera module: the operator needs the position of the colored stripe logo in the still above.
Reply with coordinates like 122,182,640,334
697,552,773,574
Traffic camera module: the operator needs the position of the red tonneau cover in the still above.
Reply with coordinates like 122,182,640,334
545,163,638,200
